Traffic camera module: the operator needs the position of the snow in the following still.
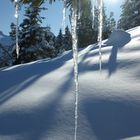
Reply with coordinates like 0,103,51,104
0,26,140,140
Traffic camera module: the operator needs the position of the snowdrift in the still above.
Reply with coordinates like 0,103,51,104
0,26,140,140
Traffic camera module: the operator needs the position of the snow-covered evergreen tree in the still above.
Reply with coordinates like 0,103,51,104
77,0,95,48
133,1,140,27
9,22,16,41
76,1,112,48
55,29,64,55
118,0,140,30
14,4,55,64
102,6,112,39
105,12,116,36
38,26,56,58
108,12,116,32
0,43,13,68
63,26,72,50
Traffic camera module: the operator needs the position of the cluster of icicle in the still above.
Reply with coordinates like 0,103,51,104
14,0,20,58
13,0,103,140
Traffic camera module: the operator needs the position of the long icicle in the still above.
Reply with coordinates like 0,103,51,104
91,0,95,29
91,0,98,28
71,1,79,140
97,0,103,72
78,0,81,20
62,0,66,34
14,0,19,59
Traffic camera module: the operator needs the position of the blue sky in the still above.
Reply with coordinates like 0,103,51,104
0,0,123,36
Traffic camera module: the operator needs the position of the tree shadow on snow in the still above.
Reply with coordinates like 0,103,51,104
79,30,131,77
105,30,131,76
0,70,74,140
83,98,140,140
0,51,73,105
0,30,132,107
0,30,137,139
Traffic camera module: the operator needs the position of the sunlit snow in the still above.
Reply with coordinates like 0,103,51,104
0,26,140,140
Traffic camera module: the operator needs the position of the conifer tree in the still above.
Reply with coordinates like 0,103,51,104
108,12,116,32
118,0,140,30
105,12,116,37
77,0,95,48
9,22,16,41
55,29,64,54
0,43,13,68
14,4,55,64
63,26,72,50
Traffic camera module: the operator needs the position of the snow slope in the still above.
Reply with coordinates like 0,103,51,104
0,26,140,140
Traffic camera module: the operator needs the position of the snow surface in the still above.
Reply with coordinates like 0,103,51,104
0,26,140,140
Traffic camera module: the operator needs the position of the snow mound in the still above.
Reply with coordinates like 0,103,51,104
0,26,140,140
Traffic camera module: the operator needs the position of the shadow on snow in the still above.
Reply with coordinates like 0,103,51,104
0,51,73,105
83,98,140,140
79,29,131,76
0,70,74,140
0,29,139,140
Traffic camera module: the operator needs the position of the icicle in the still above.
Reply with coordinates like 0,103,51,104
71,1,79,140
91,0,96,28
97,0,103,72
91,4,95,28
14,0,20,59
78,0,81,20
91,0,103,71
62,0,66,34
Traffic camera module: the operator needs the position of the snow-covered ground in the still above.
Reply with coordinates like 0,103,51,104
0,26,140,140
